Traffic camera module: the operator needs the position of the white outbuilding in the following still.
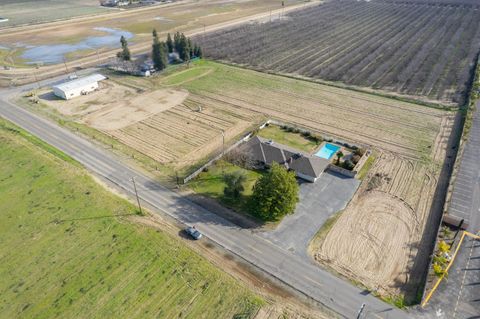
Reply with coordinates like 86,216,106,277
53,74,106,100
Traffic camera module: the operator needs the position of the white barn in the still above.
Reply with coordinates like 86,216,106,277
53,74,106,100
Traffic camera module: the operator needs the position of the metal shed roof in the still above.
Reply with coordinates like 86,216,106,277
53,74,106,92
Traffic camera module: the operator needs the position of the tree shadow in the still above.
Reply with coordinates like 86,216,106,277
179,192,264,229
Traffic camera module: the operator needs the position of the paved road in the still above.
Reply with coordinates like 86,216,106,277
0,87,408,318
260,172,359,259
421,101,480,319
447,102,480,227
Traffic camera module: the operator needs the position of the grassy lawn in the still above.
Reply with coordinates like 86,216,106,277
356,153,376,180
0,119,263,319
257,124,321,153
189,161,263,216
162,65,213,86
0,48,29,68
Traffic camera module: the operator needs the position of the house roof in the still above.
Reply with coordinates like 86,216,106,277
240,136,329,179
53,74,106,92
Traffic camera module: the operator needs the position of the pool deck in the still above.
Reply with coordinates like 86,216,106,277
313,142,342,160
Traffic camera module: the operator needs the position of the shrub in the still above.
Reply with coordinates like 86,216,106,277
354,148,366,156
342,160,355,171
433,263,445,277
441,226,453,239
301,130,311,137
438,240,451,254
433,255,449,267
223,171,246,199
309,135,322,143
352,154,361,165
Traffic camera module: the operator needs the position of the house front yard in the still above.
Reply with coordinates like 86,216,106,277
189,160,264,218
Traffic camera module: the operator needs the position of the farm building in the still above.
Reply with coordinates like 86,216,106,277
99,0,129,7
53,74,106,100
239,136,330,182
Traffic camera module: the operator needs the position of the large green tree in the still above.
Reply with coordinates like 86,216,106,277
194,44,203,58
117,35,131,61
166,33,174,53
178,33,190,62
249,163,299,221
173,31,181,52
152,29,167,71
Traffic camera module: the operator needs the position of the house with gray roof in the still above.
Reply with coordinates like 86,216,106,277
238,136,330,182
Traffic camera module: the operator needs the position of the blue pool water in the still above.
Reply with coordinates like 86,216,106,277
314,143,340,160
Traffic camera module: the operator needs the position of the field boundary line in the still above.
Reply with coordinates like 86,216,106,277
421,231,480,307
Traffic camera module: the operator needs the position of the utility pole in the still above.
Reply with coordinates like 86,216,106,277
131,177,143,215
33,71,40,89
356,303,366,319
221,129,225,175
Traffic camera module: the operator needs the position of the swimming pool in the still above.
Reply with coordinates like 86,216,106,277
314,143,340,160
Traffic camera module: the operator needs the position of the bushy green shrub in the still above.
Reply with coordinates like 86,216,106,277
433,263,445,277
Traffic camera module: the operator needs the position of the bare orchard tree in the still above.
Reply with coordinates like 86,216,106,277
224,148,257,169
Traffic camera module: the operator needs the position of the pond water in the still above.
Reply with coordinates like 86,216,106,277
20,27,134,64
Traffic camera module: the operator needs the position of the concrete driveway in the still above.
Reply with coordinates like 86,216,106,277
259,170,360,258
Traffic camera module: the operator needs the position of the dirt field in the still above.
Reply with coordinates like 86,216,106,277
312,153,438,297
151,61,454,159
99,60,454,165
42,82,189,129
38,79,260,167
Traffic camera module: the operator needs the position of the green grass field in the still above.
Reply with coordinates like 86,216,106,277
0,119,263,318
257,125,321,153
0,0,107,27
189,161,263,217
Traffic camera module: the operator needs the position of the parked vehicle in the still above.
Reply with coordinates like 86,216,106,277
185,226,203,240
